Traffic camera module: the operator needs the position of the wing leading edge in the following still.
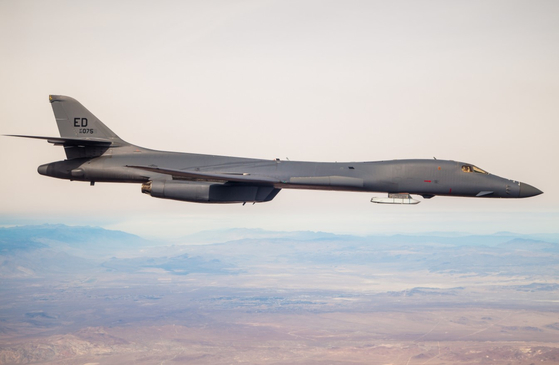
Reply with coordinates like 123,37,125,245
126,165,281,184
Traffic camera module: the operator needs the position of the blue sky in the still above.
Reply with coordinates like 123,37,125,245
1,1,557,238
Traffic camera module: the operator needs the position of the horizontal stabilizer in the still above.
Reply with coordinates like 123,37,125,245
126,165,280,184
6,134,112,146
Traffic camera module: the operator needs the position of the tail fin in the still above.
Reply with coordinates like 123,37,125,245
49,95,127,146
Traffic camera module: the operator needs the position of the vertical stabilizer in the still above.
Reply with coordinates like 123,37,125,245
49,95,127,145
49,95,129,159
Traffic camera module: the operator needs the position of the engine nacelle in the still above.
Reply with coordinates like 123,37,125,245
141,180,280,204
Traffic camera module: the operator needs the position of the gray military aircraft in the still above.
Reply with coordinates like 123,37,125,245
8,95,542,205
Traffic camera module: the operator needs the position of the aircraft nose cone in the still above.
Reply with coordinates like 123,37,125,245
519,182,543,198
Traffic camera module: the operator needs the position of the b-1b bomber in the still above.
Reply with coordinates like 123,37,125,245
8,95,542,205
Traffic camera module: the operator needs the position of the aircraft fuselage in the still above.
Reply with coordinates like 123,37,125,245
38,144,536,200
10,95,542,204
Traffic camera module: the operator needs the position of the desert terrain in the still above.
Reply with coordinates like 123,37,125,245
1,225,558,364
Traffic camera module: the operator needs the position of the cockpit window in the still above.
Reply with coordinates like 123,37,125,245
462,165,488,174
472,166,488,174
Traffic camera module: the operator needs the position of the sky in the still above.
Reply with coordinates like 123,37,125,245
0,0,558,238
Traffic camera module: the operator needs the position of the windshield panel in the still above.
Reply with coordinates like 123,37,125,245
462,165,488,174
472,166,488,174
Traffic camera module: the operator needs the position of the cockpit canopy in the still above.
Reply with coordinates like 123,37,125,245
461,165,488,174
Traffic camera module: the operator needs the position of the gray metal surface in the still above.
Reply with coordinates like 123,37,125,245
9,95,543,204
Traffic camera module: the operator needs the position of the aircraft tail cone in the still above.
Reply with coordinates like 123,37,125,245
37,164,49,176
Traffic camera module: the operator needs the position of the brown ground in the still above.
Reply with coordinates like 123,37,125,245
1,271,558,364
